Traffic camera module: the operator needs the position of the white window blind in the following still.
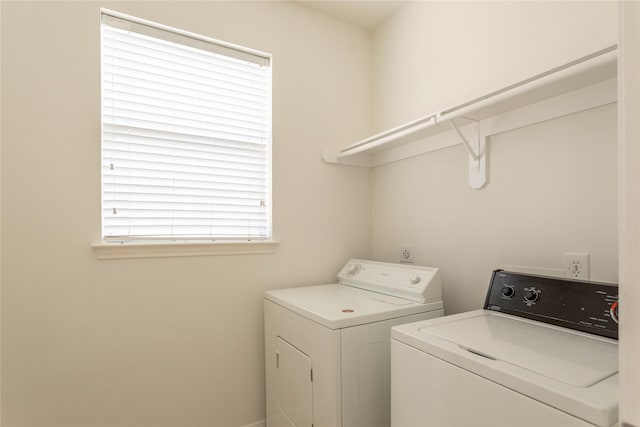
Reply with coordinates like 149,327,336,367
100,11,271,242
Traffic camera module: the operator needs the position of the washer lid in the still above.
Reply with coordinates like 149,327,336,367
419,311,617,387
265,284,443,330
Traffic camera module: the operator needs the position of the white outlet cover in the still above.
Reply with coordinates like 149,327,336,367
564,253,590,280
399,244,414,263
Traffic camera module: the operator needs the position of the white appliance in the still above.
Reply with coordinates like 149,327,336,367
391,269,619,427
264,259,444,427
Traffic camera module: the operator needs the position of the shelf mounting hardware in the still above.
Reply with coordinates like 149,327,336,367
448,118,487,189
449,119,481,162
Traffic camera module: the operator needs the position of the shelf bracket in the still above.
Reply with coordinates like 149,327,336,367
449,119,487,189
449,119,480,160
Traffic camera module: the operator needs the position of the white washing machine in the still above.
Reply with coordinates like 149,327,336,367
264,259,444,427
391,269,619,427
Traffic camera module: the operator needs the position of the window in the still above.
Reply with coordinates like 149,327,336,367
100,10,271,243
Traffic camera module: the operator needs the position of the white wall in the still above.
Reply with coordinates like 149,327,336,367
370,1,619,314
0,2,371,426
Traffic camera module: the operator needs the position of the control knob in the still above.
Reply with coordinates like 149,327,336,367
410,276,421,285
610,301,619,324
524,289,539,302
346,263,362,277
501,286,515,298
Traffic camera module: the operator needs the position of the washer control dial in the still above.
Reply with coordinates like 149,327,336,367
410,276,421,285
501,286,515,298
610,301,619,324
524,289,540,302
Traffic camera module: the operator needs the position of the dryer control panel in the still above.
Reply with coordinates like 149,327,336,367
485,270,618,339
337,259,442,304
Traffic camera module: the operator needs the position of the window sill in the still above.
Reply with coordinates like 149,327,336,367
91,240,280,260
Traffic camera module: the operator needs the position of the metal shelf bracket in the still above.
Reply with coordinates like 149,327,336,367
449,119,480,161
449,118,487,189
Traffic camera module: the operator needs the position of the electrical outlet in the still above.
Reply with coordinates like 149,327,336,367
399,244,414,263
564,253,590,280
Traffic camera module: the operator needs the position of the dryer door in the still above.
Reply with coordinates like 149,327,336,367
276,337,313,427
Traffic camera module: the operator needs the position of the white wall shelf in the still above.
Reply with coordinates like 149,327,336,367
323,45,618,189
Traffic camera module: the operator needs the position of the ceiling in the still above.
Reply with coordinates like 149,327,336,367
294,1,406,30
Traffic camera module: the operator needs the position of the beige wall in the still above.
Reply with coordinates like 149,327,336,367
0,0,623,425
372,1,618,131
370,1,619,314
0,2,371,426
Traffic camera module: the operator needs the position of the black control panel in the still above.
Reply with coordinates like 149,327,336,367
484,270,618,340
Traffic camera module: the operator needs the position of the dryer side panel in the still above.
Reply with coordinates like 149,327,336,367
341,309,443,427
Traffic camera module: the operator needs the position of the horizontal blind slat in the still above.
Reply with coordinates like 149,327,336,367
103,81,267,116
103,93,266,125
102,48,267,87
103,124,267,149
103,61,267,102
103,113,267,141
103,42,267,83
103,138,268,159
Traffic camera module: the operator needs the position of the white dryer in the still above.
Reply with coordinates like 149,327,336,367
391,269,619,427
264,259,444,427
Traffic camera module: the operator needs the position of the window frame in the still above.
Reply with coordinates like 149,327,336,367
97,9,276,257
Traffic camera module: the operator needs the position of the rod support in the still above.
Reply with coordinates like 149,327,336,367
449,120,481,161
